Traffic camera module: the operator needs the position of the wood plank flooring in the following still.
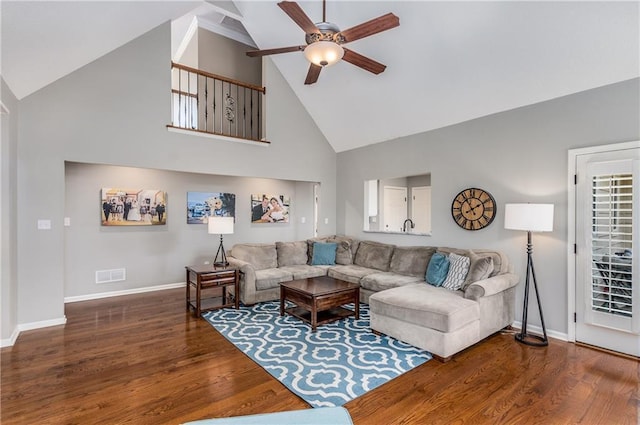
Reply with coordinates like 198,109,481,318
1,288,638,424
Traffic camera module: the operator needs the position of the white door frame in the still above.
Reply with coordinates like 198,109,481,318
567,140,640,342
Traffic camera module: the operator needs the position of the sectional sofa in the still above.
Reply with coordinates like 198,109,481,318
226,236,519,361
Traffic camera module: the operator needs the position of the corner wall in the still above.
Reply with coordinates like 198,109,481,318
336,78,640,336
1,78,19,345
15,23,336,331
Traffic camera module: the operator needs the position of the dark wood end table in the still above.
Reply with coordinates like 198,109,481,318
185,264,239,317
280,276,360,331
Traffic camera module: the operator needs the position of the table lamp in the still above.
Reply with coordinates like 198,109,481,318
504,203,554,346
208,216,234,267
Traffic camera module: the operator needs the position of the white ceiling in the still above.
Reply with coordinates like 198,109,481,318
2,1,638,153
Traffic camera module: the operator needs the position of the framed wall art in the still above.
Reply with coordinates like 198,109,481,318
101,188,167,226
187,192,236,224
251,194,290,223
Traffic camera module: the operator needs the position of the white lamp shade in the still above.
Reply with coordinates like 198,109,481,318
304,41,344,67
208,216,234,234
504,203,554,232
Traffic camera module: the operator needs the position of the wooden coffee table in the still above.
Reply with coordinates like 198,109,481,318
280,276,360,331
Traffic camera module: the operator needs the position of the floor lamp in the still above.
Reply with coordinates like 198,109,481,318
504,203,554,347
208,216,234,268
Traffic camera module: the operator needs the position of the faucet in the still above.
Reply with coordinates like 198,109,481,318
402,218,415,232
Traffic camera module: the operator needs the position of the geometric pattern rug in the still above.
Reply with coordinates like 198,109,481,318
203,301,431,408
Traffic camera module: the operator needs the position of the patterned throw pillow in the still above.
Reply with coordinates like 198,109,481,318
442,252,471,291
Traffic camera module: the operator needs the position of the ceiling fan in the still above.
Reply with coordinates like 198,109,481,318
246,1,400,85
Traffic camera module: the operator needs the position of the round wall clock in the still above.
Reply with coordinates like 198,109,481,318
451,188,496,231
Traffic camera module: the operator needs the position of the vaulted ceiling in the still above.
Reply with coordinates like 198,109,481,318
2,1,638,153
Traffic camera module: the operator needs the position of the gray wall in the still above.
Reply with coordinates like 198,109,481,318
198,29,261,86
12,22,336,332
336,78,640,336
64,163,316,298
1,78,19,343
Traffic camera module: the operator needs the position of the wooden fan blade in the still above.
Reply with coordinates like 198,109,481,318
304,64,322,85
278,1,320,34
338,13,399,43
246,45,306,57
342,48,386,74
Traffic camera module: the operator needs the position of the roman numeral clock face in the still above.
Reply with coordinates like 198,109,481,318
451,188,496,231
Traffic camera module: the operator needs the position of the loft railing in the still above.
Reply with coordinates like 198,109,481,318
167,62,267,144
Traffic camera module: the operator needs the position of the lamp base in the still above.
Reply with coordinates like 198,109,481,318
213,261,229,268
515,332,548,347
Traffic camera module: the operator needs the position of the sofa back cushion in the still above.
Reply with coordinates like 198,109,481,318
354,241,395,271
327,236,355,265
306,237,328,264
438,247,509,276
231,243,277,270
389,246,436,277
276,241,308,267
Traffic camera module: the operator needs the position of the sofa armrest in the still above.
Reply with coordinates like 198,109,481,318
227,256,257,303
464,273,519,300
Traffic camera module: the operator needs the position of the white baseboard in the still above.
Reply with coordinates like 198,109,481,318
64,282,185,303
2,283,186,348
0,327,20,348
1,316,69,348
512,321,568,342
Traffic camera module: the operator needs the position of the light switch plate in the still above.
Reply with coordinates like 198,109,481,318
37,219,51,230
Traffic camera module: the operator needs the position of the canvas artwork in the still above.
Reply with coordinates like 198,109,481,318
251,194,290,223
187,192,236,224
101,188,167,226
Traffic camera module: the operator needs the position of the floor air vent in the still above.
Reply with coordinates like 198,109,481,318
95,268,126,284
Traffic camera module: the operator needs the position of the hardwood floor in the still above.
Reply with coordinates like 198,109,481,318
1,288,638,424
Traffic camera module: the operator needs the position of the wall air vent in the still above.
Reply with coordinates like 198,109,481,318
95,268,126,284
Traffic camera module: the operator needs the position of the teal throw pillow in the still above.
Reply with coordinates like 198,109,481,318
426,252,450,286
311,242,337,265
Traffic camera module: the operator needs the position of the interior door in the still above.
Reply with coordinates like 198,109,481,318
383,186,407,232
411,186,431,233
575,147,639,357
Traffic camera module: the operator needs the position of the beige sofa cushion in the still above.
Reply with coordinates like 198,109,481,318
254,268,293,290
279,265,327,280
306,237,328,264
276,241,308,267
462,251,494,289
354,241,395,271
328,265,378,284
231,244,277,270
438,247,508,276
327,236,354,265
389,246,436,277
369,283,480,333
360,272,425,292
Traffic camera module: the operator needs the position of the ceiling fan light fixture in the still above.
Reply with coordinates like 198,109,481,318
304,41,344,67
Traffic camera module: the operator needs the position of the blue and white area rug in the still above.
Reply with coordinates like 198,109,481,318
203,302,431,408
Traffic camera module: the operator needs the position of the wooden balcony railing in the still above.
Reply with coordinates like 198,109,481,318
167,62,268,144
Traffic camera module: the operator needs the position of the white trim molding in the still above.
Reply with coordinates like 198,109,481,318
1,316,69,347
64,281,185,303
0,327,20,348
512,321,568,342
567,140,640,343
